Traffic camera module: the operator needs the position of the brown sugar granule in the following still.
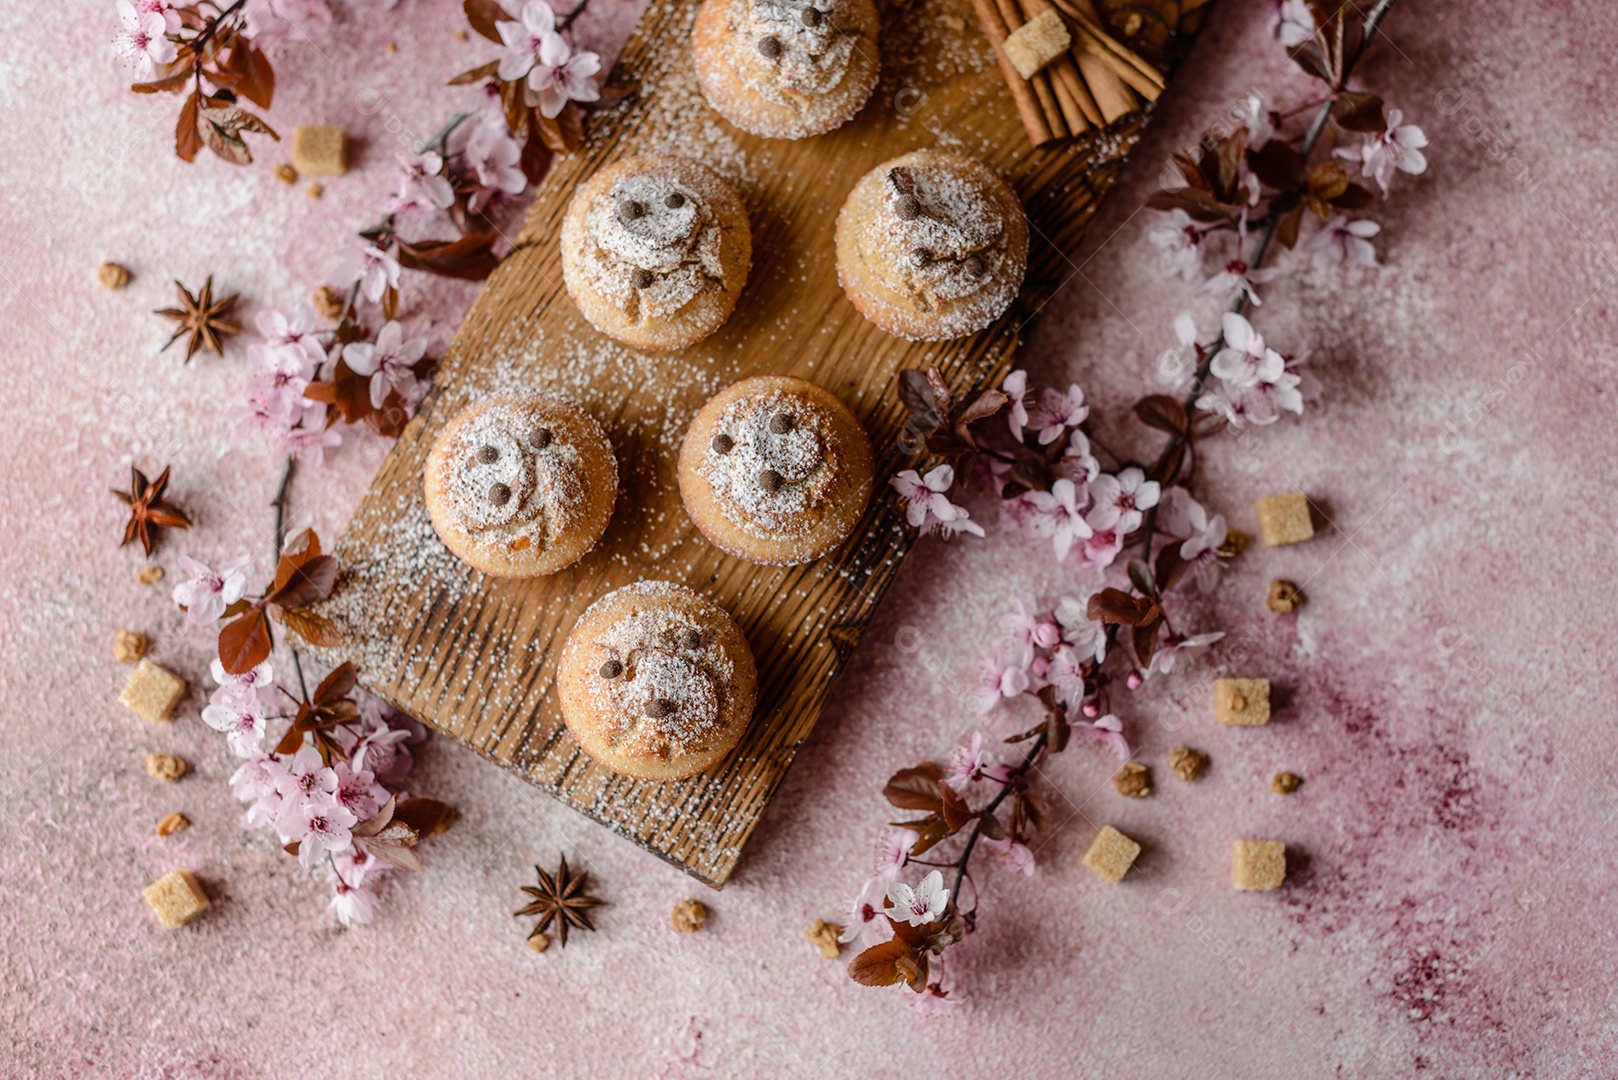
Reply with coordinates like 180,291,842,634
145,753,188,783
142,869,210,929
275,163,299,185
98,262,131,290
1268,579,1305,613
1081,825,1140,884
138,564,165,585
1232,840,1286,891
1271,771,1303,795
385,41,398,54
671,899,708,933
804,919,842,959
527,931,551,953
114,629,148,663
1112,762,1151,798
156,812,190,836
1169,746,1208,781
307,182,325,200
1255,491,1314,547
312,285,347,321
454,28,470,41
119,659,185,723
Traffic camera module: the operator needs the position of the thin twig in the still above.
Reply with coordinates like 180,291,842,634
951,730,1048,907
271,456,310,700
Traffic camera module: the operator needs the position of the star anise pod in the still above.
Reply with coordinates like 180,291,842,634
515,855,604,948
112,465,191,555
155,276,242,362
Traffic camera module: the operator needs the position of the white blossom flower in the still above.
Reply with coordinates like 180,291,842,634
1201,258,1281,306
335,244,402,304
1023,478,1094,561
876,829,918,881
389,151,455,214
1236,92,1274,148
973,653,1030,714
465,123,528,211
1144,631,1225,677
1085,468,1160,534
1305,215,1381,269
839,877,894,945
1148,209,1207,281
886,869,951,927
1274,0,1315,48
113,1,177,80
1059,427,1100,484
527,37,601,119
891,465,984,538
172,555,250,625
1337,109,1428,194
1209,312,1283,388
496,1,562,81
1031,384,1089,445
344,320,429,408
1002,369,1030,441
201,693,270,757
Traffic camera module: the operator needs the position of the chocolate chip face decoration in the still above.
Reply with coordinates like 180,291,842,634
434,402,586,542
581,170,727,322
599,659,623,679
877,160,1009,306
585,608,732,758
738,0,859,101
696,388,842,539
758,35,782,58
530,427,553,449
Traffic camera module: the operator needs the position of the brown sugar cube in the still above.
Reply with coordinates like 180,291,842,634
114,629,148,663
1112,762,1151,798
671,899,708,933
804,919,843,959
1232,840,1286,891
1169,746,1208,781
1002,10,1071,79
1213,678,1270,727
291,125,347,177
1255,491,1314,547
527,931,551,953
119,659,185,723
1081,825,1140,885
1271,771,1302,795
156,812,190,836
1267,578,1305,613
142,869,210,928
145,753,188,782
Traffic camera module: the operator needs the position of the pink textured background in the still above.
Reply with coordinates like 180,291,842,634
3,0,1614,1076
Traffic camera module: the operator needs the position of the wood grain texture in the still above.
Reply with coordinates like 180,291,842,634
317,0,1196,887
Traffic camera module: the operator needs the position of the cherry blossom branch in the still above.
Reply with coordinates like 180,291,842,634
949,729,1048,906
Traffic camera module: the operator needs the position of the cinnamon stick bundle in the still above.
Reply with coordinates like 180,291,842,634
969,0,1058,146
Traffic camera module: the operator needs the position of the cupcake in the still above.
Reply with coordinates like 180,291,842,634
835,149,1029,340
677,375,873,566
557,581,758,781
692,0,881,140
560,154,752,351
423,394,618,577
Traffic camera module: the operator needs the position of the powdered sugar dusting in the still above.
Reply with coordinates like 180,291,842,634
696,388,841,539
430,400,586,554
579,169,727,321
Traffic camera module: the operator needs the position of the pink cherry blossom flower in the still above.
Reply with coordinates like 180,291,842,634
344,321,429,409
1045,644,1085,701
1144,631,1225,677
333,760,381,822
946,731,1015,791
335,244,402,304
346,715,417,788
1031,384,1089,445
886,870,950,927
838,877,894,945
982,835,1036,876
113,1,178,80
1078,525,1125,570
465,123,528,211
201,693,270,757
1337,109,1428,194
231,756,290,829
328,851,382,927
1054,595,1106,663
1272,0,1315,47
1208,312,1279,388
1148,208,1207,281
877,829,918,881
1085,468,1160,534
1078,712,1131,758
496,1,563,81
275,746,339,804
389,151,455,214
211,657,275,706
1001,600,1061,664
912,963,960,1016
1178,504,1229,582
243,0,333,38
134,0,182,34
528,37,602,119
1059,427,1100,484
273,404,343,467
1201,258,1281,306
1306,215,1381,270
891,465,984,538
284,796,358,869
1023,478,1094,560
1236,92,1275,148
1001,369,1030,440
255,304,326,370
172,554,250,625
973,653,1030,714
1198,368,1304,427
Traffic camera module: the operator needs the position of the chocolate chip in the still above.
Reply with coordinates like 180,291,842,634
631,267,655,289
599,659,623,679
530,426,553,449
757,35,782,58
665,192,686,209
488,482,511,506
682,628,703,650
619,199,646,222
711,433,734,455
895,194,922,221
801,5,822,26
477,445,499,464
758,468,785,493
769,412,794,434
645,698,675,719
965,253,989,277
911,247,933,267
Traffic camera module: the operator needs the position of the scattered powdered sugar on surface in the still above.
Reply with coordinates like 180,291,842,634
580,169,727,320
433,401,586,553
695,388,839,538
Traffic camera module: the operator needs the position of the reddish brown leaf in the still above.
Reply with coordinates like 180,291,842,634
175,91,203,162
1087,588,1157,626
133,68,194,94
1133,394,1187,435
849,938,928,991
939,782,973,833
280,606,343,648
396,234,501,281
218,609,272,675
394,797,456,838
519,129,554,186
1154,542,1190,593
1133,617,1163,668
464,0,510,42
1332,91,1385,132
883,763,944,812
448,59,501,86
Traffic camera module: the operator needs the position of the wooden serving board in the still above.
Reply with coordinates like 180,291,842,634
318,0,1204,886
